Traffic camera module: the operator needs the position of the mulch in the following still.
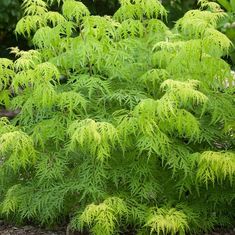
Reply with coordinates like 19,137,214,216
0,224,67,235
0,224,234,235
0,226,64,235
203,229,235,235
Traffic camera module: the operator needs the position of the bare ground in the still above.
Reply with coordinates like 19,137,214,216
0,224,234,235
0,224,66,235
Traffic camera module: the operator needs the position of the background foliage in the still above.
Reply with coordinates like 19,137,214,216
1,0,235,66
0,0,21,33
0,0,22,58
216,0,235,65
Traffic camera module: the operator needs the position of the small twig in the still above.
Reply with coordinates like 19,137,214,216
66,225,71,235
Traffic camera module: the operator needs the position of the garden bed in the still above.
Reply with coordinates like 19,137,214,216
0,224,65,235
0,224,234,235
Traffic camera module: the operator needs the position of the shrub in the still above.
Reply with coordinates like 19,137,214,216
0,0,234,234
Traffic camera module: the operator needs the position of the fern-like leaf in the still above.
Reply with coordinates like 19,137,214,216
0,131,36,170
62,0,90,23
68,119,119,160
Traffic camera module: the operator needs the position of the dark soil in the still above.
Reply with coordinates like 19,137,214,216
0,224,234,235
203,228,235,235
0,224,67,235
0,225,64,235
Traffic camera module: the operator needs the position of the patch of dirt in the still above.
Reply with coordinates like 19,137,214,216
0,224,234,235
203,228,235,235
0,224,66,235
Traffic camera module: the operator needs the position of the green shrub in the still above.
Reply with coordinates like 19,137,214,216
0,0,234,234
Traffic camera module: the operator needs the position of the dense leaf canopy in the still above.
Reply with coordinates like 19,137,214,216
0,0,234,234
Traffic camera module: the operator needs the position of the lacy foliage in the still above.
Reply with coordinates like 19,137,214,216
0,0,234,234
